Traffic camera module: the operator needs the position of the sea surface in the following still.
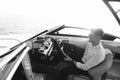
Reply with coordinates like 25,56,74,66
0,26,46,42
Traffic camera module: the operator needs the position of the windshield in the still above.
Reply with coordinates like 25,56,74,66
0,0,120,37
58,28,90,36
0,39,20,56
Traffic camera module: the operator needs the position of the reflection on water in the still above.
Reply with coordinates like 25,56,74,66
0,26,46,41
0,33,39,42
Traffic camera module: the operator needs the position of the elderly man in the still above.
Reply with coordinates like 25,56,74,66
60,28,106,80
73,28,105,70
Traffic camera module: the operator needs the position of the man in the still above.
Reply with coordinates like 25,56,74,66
73,28,105,70
59,28,106,80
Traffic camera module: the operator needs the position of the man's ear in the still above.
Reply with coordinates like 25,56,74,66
96,36,100,40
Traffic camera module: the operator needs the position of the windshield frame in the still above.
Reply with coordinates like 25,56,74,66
103,0,120,25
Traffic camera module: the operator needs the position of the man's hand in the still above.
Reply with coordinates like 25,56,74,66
57,39,63,44
74,62,88,71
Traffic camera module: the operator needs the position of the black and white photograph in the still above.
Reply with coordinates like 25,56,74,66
0,0,120,80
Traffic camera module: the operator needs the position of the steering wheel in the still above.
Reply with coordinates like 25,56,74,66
33,37,70,65
57,39,73,61
38,37,53,57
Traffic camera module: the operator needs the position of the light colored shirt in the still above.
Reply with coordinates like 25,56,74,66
76,42,105,71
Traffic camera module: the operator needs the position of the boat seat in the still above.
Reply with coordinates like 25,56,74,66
106,59,120,80
88,48,113,80
67,48,113,80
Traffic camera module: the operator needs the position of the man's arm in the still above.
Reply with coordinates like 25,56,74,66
74,52,105,71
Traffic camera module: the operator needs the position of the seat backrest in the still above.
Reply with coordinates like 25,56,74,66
107,59,120,79
88,48,113,80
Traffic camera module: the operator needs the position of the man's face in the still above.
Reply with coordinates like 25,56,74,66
89,31,98,43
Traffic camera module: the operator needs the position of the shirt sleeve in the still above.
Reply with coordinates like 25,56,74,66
76,50,105,71
82,42,90,62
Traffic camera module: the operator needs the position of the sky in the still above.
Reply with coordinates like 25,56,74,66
0,0,120,36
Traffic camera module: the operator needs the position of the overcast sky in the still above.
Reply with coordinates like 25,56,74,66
0,0,120,36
